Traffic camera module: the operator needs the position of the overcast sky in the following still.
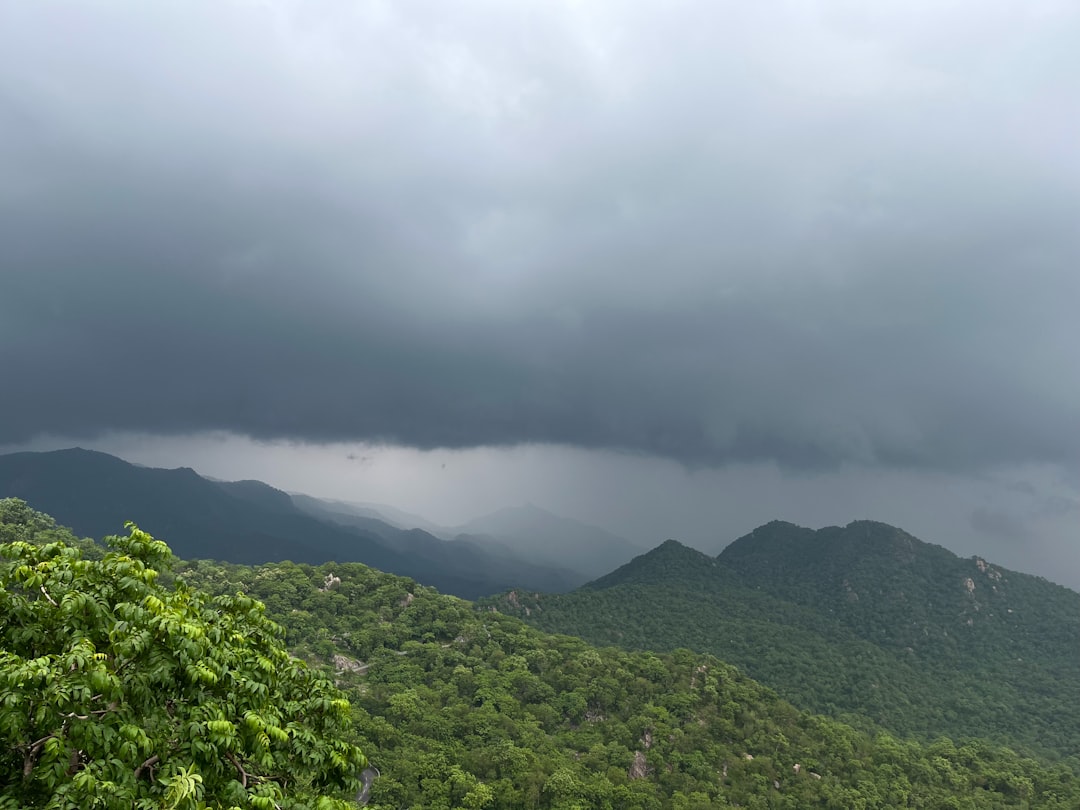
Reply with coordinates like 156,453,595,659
2,2,1078,583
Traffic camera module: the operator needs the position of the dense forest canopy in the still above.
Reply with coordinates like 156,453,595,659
487,526,1080,769
0,499,365,810
4,499,1080,808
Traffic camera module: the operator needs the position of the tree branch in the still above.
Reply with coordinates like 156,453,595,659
66,747,81,776
61,700,119,720
134,754,159,781
225,751,249,788
22,735,53,780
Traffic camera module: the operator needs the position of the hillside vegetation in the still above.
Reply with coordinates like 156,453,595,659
0,499,365,809
5,501,1080,807
486,522,1080,766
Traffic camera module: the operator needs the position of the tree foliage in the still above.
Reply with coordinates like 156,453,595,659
178,554,1080,809
490,527,1080,767
0,500,366,809
8,499,1080,808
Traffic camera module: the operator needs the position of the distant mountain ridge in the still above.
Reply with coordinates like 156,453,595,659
291,494,451,537
296,495,642,587
289,493,581,593
0,449,577,598
451,502,644,579
488,520,1080,764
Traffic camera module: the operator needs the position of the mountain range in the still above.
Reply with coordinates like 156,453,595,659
0,448,600,599
449,502,646,579
290,494,644,580
487,520,1080,766
8,500,1079,808
6,448,1079,769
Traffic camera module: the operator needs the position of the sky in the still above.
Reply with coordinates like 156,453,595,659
1,2,1078,584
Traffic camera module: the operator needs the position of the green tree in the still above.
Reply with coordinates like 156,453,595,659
0,521,366,809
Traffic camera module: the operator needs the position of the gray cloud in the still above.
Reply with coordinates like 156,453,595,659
969,507,1031,541
2,1,1079,472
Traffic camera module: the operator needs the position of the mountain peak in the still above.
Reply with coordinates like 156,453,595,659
470,502,565,525
718,519,941,565
657,537,687,549
583,538,715,590
23,447,128,464
716,519,971,626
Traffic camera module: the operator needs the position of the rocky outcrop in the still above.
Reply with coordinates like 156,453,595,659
333,654,369,675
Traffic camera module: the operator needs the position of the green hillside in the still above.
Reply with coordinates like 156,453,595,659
6,500,1080,808
487,521,1080,766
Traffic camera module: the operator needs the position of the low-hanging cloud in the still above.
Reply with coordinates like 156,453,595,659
2,1,1079,472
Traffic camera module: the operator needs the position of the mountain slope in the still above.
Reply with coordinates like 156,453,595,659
721,520,1080,666
10,500,1080,808
489,522,1080,765
292,493,580,593
0,449,576,598
291,493,450,536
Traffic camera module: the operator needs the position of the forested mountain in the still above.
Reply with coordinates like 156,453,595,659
6,499,1080,809
488,521,1080,766
0,449,574,598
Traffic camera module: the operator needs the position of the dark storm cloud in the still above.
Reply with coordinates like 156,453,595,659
2,1,1079,471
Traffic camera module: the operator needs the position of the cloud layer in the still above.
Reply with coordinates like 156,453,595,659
3,1,1078,471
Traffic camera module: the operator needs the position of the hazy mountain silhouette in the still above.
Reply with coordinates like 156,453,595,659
453,503,644,579
0,449,578,598
291,494,450,537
